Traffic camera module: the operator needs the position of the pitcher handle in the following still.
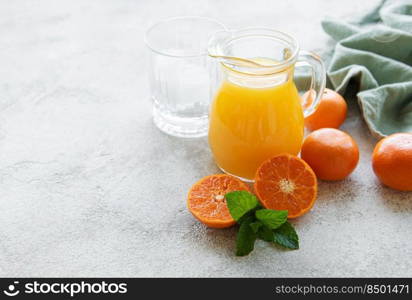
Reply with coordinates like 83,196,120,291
295,51,326,117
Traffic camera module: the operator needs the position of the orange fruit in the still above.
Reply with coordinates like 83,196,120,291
301,128,359,181
303,88,347,131
254,154,317,218
187,174,250,228
372,133,412,191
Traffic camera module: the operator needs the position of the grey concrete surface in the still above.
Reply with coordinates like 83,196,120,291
1,0,411,277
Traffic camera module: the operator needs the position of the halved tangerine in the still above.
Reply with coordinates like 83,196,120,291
254,154,317,218
187,174,250,228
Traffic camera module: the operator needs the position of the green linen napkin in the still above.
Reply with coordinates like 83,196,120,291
321,0,412,138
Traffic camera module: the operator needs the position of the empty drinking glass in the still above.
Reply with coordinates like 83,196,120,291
145,16,227,138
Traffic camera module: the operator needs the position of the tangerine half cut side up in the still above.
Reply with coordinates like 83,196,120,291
254,154,317,218
187,174,250,228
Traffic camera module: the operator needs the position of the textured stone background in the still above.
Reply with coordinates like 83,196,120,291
1,0,411,277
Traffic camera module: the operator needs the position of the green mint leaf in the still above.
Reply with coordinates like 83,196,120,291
256,225,274,242
236,217,257,256
249,221,262,233
237,204,263,225
273,221,299,249
255,209,288,229
226,191,259,222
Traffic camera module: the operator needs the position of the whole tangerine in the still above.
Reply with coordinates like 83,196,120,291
303,88,347,131
372,133,412,191
301,128,359,181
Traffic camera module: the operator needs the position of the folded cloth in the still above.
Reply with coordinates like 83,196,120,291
322,0,412,138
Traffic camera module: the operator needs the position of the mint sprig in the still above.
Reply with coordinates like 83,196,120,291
256,209,288,229
226,191,259,221
256,224,274,242
225,190,299,256
273,221,299,249
235,216,257,256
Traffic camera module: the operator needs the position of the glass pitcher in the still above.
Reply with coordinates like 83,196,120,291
208,28,326,182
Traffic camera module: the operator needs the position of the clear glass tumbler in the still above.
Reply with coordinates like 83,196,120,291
145,16,227,138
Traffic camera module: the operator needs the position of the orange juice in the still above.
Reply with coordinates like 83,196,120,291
208,68,304,181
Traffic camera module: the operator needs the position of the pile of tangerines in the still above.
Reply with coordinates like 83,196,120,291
188,89,412,228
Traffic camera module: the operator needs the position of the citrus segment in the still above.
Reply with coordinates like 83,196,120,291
187,174,250,228
254,154,317,218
